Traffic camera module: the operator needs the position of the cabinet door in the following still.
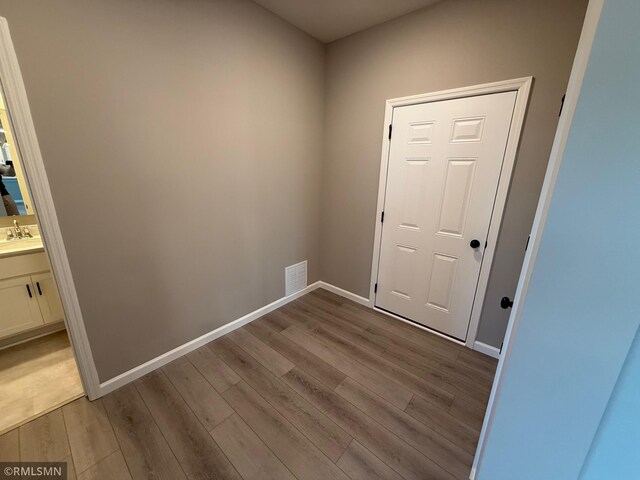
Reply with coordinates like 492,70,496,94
31,272,65,324
0,276,44,338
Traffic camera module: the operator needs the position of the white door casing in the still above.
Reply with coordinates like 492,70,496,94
376,91,517,340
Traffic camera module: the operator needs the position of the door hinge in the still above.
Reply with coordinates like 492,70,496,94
559,94,566,117
374,283,378,293
381,211,385,223
388,124,393,140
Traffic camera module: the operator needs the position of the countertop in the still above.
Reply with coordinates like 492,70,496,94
0,237,45,259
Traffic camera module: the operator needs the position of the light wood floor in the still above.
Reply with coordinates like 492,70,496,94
0,330,84,435
0,289,497,480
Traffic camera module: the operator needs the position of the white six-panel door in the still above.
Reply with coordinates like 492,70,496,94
376,91,517,340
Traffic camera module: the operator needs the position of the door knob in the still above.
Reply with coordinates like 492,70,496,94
501,297,513,309
470,239,481,249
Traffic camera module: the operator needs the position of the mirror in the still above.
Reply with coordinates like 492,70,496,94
0,85,33,216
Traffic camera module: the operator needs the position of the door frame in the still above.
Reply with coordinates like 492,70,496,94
369,77,533,348
0,18,100,399
471,0,603,476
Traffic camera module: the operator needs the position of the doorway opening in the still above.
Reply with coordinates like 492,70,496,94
0,84,84,434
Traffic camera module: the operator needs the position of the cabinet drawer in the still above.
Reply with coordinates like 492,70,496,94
0,252,50,280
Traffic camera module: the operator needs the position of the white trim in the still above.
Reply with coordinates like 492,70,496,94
98,281,322,396
368,77,533,348
0,18,100,399
471,0,604,477
473,341,501,359
317,281,370,306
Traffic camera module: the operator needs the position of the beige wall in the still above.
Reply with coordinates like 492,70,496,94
0,0,325,380
320,0,588,347
0,0,589,381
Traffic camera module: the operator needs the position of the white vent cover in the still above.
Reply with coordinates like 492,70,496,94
285,260,307,296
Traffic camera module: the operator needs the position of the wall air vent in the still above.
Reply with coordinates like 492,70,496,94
285,260,307,296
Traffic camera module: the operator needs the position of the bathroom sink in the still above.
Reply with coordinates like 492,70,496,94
0,236,44,258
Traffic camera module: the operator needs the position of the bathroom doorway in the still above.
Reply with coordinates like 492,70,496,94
0,74,83,434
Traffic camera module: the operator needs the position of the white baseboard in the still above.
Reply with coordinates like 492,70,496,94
321,282,502,359
319,282,470,349
98,279,494,398
318,281,371,306
0,321,65,351
470,467,476,480
473,340,501,359
98,281,322,396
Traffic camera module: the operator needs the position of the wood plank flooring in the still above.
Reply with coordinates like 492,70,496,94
0,289,497,480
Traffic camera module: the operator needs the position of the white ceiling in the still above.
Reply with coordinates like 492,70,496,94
252,0,442,43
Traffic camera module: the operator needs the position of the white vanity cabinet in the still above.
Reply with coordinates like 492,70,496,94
0,252,64,340
0,275,44,338
31,272,64,325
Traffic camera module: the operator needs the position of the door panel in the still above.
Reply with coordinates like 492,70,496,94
376,91,517,340
437,158,477,237
398,158,430,231
426,253,458,312
389,244,417,300
450,117,485,143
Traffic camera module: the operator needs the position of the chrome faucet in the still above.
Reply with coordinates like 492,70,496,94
4,220,33,241
13,219,22,239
